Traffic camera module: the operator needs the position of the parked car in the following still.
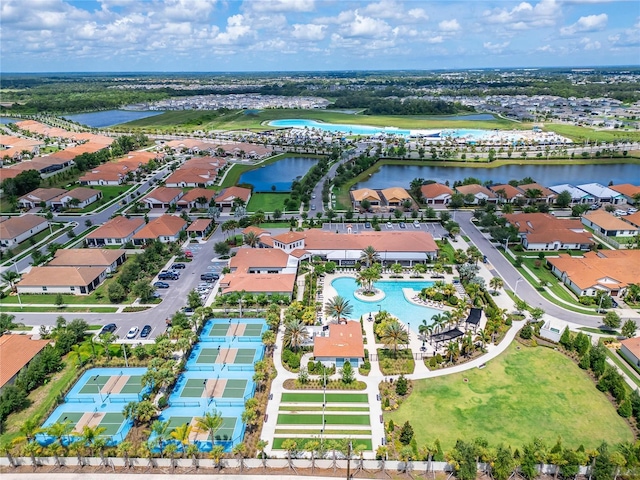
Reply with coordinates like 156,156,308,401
171,263,186,269
182,307,195,316
311,204,316,210
153,281,170,288
399,222,406,229
184,251,193,258
100,323,117,335
126,326,139,339
590,204,600,210
158,272,178,280
628,208,638,214
614,209,627,216
413,220,420,228
140,325,152,338
200,273,219,282
386,222,393,229
365,222,371,229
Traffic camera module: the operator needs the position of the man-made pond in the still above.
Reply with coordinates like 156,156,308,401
63,110,163,127
269,118,523,141
0,117,21,124
239,156,318,192
356,163,639,189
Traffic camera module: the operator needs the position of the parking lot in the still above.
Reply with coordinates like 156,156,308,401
322,221,447,239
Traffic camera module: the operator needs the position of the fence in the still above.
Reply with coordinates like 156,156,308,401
65,397,96,403
227,365,254,372
0,456,592,475
168,401,200,408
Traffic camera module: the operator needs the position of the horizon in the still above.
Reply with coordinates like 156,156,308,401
1,0,638,73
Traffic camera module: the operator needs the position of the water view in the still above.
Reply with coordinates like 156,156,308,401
269,118,520,140
0,117,21,125
239,156,318,192
63,109,163,127
356,163,639,189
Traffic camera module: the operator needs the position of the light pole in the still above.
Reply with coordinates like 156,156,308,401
13,259,22,310
514,277,523,298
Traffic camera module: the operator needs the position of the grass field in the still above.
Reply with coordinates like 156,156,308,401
277,414,371,425
272,437,373,450
386,343,634,449
544,124,640,143
247,193,290,213
281,393,369,403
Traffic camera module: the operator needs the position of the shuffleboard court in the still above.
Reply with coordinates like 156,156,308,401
280,393,369,403
272,437,372,451
277,414,371,425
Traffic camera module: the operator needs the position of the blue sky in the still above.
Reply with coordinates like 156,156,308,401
1,0,638,72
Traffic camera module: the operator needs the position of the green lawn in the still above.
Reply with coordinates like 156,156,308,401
436,239,456,264
272,437,372,450
543,124,640,143
281,392,368,403
275,428,372,435
1,224,65,260
0,306,118,313
386,343,634,449
279,406,370,412
607,349,640,389
247,193,291,213
277,414,371,425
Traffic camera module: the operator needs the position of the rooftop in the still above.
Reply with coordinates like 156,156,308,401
87,216,145,239
313,321,365,359
142,187,184,203
49,249,125,267
0,214,47,240
420,183,453,198
583,210,639,232
18,266,106,287
133,215,187,239
350,189,380,202
0,335,50,388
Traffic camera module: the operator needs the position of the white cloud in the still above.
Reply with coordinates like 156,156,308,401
407,8,429,22
214,14,253,45
427,35,443,44
482,0,560,30
536,44,554,52
361,0,405,19
579,37,601,49
561,13,608,35
291,23,326,41
483,41,510,53
438,19,460,32
340,11,392,38
250,0,315,13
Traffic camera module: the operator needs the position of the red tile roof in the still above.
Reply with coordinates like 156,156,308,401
133,215,187,239
420,183,453,199
314,321,364,359
0,335,50,388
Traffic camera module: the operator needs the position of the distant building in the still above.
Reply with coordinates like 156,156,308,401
504,213,593,251
620,337,640,368
215,186,251,209
454,184,497,204
610,184,640,205
141,187,184,209
576,183,626,205
0,214,48,249
350,189,381,208
549,184,594,204
582,210,639,238
18,188,68,209
186,219,214,238
380,187,411,206
50,187,102,210
490,184,524,203
48,249,126,273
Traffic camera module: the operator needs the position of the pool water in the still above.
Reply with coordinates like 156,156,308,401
331,277,439,329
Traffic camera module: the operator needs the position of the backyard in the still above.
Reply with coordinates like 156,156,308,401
247,193,290,213
385,343,634,449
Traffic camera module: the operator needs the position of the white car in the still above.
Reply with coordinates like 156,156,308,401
126,326,139,339
413,221,420,228
386,222,393,229
628,208,638,214
614,210,627,216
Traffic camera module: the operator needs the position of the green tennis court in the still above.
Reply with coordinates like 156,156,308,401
276,414,371,425
280,393,369,403
119,376,143,394
99,412,125,436
209,324,230,336
222,379,247,398
52,411,83,425
243,324,263,336
214,417,237,441
79,376,109,394
195,348,220,364
180,379,207,398
166,416,192,430
234,348,256,364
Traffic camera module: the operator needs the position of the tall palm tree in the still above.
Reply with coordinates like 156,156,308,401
381,321,409,357
475,329,491,350
324,295,354,323
194,410,223,445
169,423,192,455
45,420,73,451
243,231,259,248
210,444,226,471
359,246,380,267
446,341,459,363
117,441,134,469
81,425,107,456
1,271,20,292
283,318,309,351
489,277,504,294
18,416,41,443
150,419,170,456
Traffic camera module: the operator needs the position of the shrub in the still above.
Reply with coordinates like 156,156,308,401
519,324,533,339
395,375,408,396
448,296,459,306
158,395,168,409
618,399,632,418
429,357,438,368
579,296,595,305
387,419,395,432
399,421,414,445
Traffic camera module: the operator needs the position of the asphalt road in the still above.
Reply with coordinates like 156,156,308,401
456,210,640,327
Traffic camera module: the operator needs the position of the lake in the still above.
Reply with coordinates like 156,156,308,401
62,110,163,128
239,156,318,192
355,163,640,189
0,118,21,125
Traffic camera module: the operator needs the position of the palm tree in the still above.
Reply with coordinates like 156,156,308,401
169,423,192,456
243,231,259,248
305,440,321,473
413,263,427,277
232,442,246,472
431,313,445,333
45,420,73,451
283,318,309,351
359,246,380,267
324,295,353,323
82,425,107,456
97,331,117,360
22,440,42,467
1,271,20,292
194,410,223,445
19,416,41,443
461,332,474,357
257,439,269,469
117,441,133,469
186,443,200,469
489,277,504,294
210,444,225,471
475,329,491,350
446,341,459,363
150,419,170,456
380,321,409,357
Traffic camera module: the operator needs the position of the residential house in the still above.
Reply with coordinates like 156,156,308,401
313,321,365,368
18,188,67,209
380,187,412,207
132,215,187,244
79,163,130,185
176,188,217,209
48,249,126,273
419,183,453,205
504,213,593,251
0,215,48,249
489,184,524,204
186,219,213,238
620,337,640,368
0,335,50,392
577,183,626,205
517,183,557,204
547,250,640,298
454,184,497,204
623,212,640,229
17,266,107,295
50,187,102,210
610,184,640,205
215,186,251,209
549,184,595,204
350,189,381,209
165,168,216,188
85,216,145,247
141,187,184,209
582,210,639,238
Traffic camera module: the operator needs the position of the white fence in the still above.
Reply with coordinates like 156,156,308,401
0,456,590,475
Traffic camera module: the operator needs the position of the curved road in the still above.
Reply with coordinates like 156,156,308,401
457,210,639,328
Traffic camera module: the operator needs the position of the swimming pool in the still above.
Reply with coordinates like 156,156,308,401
331,277,439,329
